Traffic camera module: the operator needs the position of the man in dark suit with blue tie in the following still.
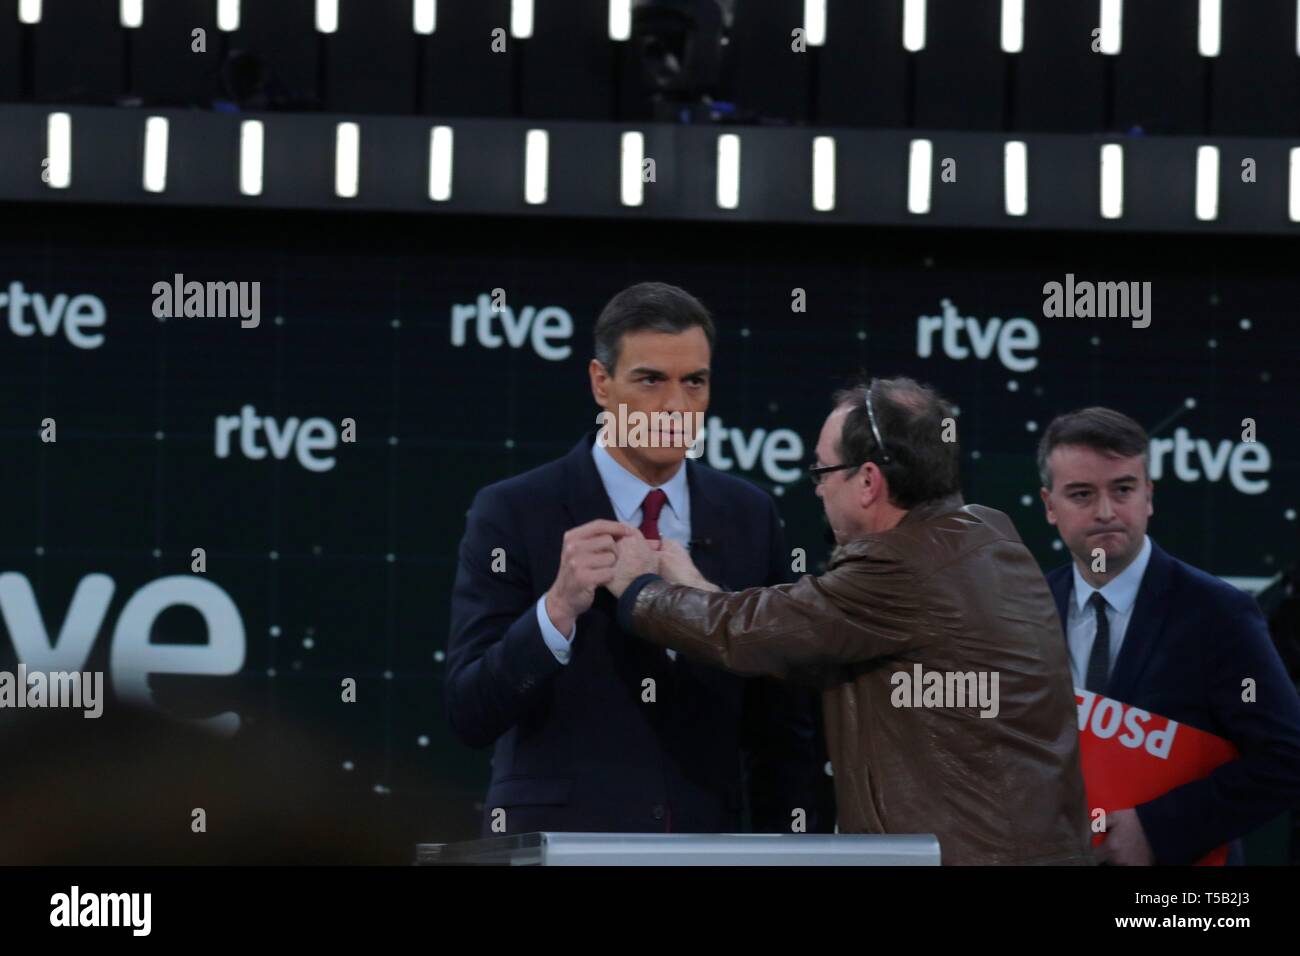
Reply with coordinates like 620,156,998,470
446,281,821,836
1038,407,1300,864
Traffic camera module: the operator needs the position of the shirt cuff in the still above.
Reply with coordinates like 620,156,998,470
536,595,576,665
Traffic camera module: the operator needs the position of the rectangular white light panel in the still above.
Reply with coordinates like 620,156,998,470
120,0,142,29
621,131,645,207
1195,145,1219,220
414,0,437,35
1100,143,1123,219
903,0,926,52
525,129,549,205
316,0,338,34
46,112,71,189
1290,148,1300,221
1099,0,1122,55
805,0,827,47
1198,0,1220,57
609,0,631,41
143,116,169,193
239,119,264,197
429,125,453,201
812,135,835,212
1004,140,1027,216
716,133,740,209
217,0,240,32
907,138,933,214
511,0,534,39
1000,0,1024,53
335,122,360,198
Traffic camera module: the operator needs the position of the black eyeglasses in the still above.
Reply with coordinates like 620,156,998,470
807,461,861,485
806,382,892,486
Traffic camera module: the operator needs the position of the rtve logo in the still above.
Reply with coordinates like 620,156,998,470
214,405,349,473
692,416,804,485
450,290,574,361
1149,427,1270,496
916,298,1039,372
2,280,106,349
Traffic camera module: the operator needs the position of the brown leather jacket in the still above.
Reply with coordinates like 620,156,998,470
620,493,1094,865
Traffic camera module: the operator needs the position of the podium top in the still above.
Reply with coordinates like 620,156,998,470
416,832,940,866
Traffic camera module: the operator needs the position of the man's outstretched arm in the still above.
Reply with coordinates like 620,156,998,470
610,532,921,680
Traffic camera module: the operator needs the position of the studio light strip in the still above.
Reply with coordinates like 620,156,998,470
13,110,1300,234
0,0,1273,54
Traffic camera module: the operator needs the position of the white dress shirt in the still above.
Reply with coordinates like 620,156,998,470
1065,534,1153,690
535,441,691,664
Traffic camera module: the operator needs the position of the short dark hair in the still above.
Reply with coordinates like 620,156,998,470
593,282,716,374
831,376,961,510
1037,407,1149,490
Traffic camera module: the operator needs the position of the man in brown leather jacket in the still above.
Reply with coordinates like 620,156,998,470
606,377,1094,865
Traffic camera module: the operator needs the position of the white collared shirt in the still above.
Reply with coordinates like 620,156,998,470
1065,534,1153,689
535,441,691,663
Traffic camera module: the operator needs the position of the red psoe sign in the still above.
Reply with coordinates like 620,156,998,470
1075,688,1239,866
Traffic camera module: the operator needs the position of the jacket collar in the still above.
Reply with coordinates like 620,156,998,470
897,492,967,527
561,433,618,528
830,492,967,566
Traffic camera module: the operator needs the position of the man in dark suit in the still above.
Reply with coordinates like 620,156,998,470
1038,406,1300,864
446,281,820,835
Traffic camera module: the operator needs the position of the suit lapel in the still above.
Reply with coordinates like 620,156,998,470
1103,541,1174,703
562,433,617,528
684,460,733,591
671,461,736,684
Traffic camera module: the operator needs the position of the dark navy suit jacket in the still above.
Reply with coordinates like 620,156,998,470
1047,540,1300,863
446,433,821,835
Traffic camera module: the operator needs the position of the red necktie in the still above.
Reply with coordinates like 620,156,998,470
639,489,668,540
